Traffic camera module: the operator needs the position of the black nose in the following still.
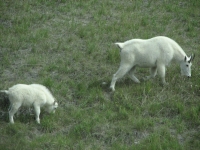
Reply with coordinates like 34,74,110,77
188,76,191,78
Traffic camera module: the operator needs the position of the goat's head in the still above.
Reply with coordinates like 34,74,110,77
180,54,195,77
46,101,58,113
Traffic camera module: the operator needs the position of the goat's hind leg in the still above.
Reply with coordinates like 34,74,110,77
110,65,132,91
9,103,21,124
128,66,140,83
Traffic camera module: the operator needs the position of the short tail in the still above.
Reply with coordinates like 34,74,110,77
0,90,9,94
115,42,124,49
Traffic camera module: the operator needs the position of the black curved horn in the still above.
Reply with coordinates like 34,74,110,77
191,53,195,61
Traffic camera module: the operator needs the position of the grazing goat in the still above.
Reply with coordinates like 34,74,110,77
1,84,58,124
110,36,195,91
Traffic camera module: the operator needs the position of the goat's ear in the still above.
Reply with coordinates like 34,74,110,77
53,101,58,106
184,56,187,62
115,42,123,49
55,102,58,107
188,54,195,63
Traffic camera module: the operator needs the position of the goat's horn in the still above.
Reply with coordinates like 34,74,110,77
191,53,195,61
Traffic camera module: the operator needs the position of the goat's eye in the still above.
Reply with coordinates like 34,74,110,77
186,65,189,67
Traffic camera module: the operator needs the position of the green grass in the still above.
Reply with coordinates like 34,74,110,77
0,0,200,149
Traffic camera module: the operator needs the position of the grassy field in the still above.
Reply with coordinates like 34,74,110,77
0,0,200,149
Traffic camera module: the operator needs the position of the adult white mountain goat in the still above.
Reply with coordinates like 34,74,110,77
1,84,58,124
110,36,195,91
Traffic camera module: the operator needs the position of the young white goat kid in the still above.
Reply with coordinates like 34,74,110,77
1,84,58,124
110,36,195,91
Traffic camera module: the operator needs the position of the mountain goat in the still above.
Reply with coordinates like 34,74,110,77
110,36,195,91
1,84,58,124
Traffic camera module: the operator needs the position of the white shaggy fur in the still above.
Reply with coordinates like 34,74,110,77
110,36,195,91
1,84,58,124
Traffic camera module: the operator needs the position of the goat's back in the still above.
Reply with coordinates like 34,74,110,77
8,84,46,106
119,36,184,67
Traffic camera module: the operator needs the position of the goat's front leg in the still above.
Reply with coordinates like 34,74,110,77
34,104,41,124
157,64,168,85
144,67,157,81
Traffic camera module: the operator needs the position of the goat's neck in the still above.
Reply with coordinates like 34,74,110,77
173,48,186,64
